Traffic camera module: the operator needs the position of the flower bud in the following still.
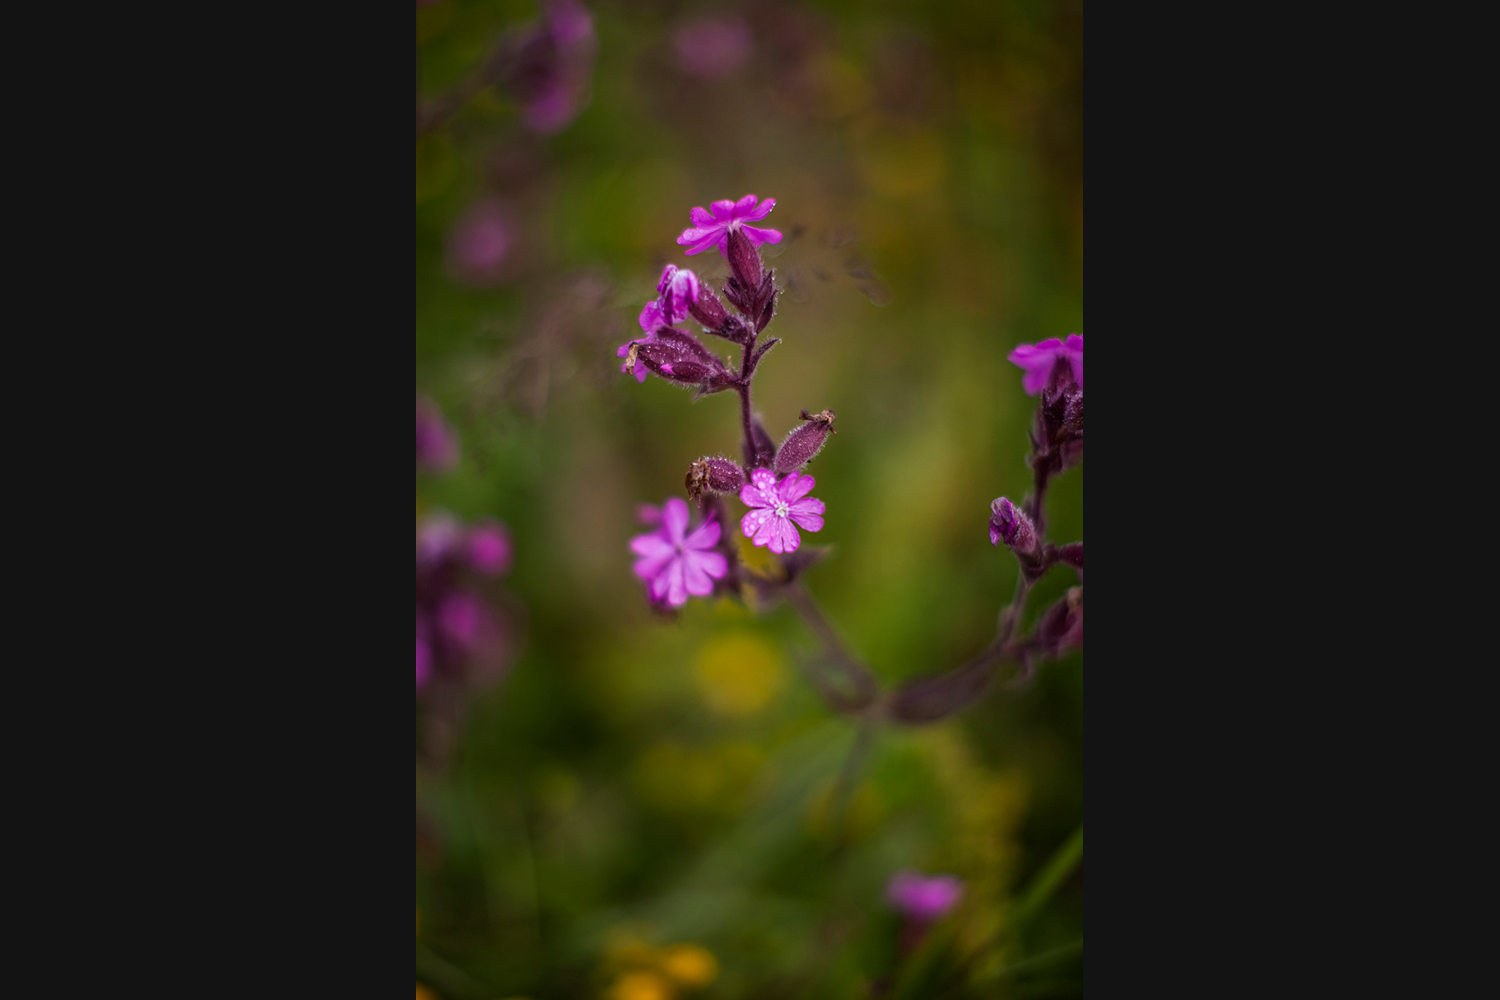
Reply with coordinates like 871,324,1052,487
744,416,777,468
725,225,763,290
753,270,778,332
636,329,726,385
688,283,730,332
988,497,1037,554
774,409,836,474
686,456,746,500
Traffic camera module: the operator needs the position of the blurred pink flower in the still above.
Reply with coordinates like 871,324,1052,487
739,469,824,555
416,396,460,471
1008,334,1083,396
446,199,515,286
467,520,513,577
630,497,728,607
673,16,753,80
886,871,965,922
678,194,783,258
510,0,597,134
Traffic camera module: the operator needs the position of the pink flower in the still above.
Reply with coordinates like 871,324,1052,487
739,469,824,555
617,265,703,382
673,16,754,80
1008,334,1083,396
466,520,512,576
630,497,728,607
886,871,965,923
677,194,783,258
446,199,515,286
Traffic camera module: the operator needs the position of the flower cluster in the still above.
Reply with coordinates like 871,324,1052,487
416,513,516,693
505,0,598,134
622,194,838,609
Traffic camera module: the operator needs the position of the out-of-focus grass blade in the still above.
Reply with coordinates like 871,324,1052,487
1011,824,1082,928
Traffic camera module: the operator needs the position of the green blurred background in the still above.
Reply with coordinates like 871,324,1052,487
416,1,1081,996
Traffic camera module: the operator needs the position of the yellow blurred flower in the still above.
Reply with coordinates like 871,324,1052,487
608,970,674,1000
660,944,718,988
416,984,439,1000
694,631,783,715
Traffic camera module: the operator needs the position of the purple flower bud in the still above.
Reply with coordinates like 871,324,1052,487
673,16,754,80
688,282,730,333
725,225,763,290
886,871,965,923
636,328,726,385
774,409,836,474
466,520,513,576
416,396,460,471
988,497,1037,554
686,456,747,500
745,416,777,468
1036,586,1083,656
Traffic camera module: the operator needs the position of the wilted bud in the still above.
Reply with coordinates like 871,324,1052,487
988,497,1038,555
775,409,836,474
688,283,730,333
754,270,778,332
725,225,763,290
686,456,747,500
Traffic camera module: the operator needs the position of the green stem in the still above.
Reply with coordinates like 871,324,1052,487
1011,824,1083,928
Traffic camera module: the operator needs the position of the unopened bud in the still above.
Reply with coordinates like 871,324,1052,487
725,226,763,290
686,456,746,500
637,336,724,385
688,283,730,332
988,497,1037,554
775,409,836,474
744,416,777,468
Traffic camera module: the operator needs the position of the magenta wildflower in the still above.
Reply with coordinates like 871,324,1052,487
630,497,728,607
677,194,783,258
886,871,965,923
1008,334,1083,396
466,519,513,577
673,16,754,80
446,199,516,286
618,265,705,382
739,469,824,555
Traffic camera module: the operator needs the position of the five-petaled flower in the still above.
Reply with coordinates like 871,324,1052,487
739,469,824,554
1008,334,1083,396
677,194,783,258
631,498,729,606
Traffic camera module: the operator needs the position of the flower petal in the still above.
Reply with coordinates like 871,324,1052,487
777,472,814,503
747,197,776,221
630,532,673,558
690,206,716,227
665,560,688,605
740,225,783,246
742,507,773,541
695,549,728,580
649,561,674,600
639,301,665,332
769,517,800,554
792,497,828,530
710,199,737,220
662,497,689,544
754,513,783,549
739,469,779,508
685,518,721,550
733,193,758,217
682,555,714,596
633,552,672,581
656,264,679,295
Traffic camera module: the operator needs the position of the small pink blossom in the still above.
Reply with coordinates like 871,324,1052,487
630,497,728,607
1008,334,1083,395
446,199,515,286
739,469,824,554
466,520,513,576
677,194,783,258
886,870,965,923
673,16,754,80
618,265,703,382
